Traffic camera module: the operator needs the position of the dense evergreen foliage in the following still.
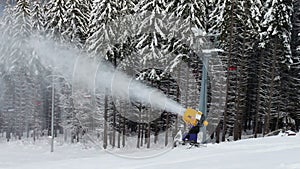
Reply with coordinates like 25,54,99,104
0,0,299,148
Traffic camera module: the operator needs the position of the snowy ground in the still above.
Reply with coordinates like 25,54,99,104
0,133,300,169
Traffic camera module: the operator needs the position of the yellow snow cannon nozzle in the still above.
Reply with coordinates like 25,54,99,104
182,108,209,127
203,120,208,126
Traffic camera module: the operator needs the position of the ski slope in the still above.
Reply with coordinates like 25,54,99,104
0,133,299,169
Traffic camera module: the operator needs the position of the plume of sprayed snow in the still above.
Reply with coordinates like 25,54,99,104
29,36,186,116
0,13,189,118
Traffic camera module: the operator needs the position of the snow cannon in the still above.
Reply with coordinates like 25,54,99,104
183,108,208,127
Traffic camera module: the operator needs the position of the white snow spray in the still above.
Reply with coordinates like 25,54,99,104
29,36,186,117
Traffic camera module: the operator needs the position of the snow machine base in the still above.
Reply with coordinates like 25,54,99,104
173,140,206,149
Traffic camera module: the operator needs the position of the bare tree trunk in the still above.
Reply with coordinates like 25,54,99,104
184,62,190,132
117,109,122,148
153,78,158,144
275,110,280,130
141,124,144,147
234,22,247,141
154,120,158,144
136,104,142,148
33,129,36,142
254,52,264,138
103,92,108,149
216,123,220,143
254,111,259,138
254,95,260,137
112,106,116,148
165,112,169,147
109,133,112,145
165,87,171,147
137,122,140,148
122,116,126,147
223,0,235,142
118,131,121,148
147,109,151,148
64,128,68,143
116,104,121,148
174,63,181,138
264,43,277,136
234,76,242,141
137,108,141,148
112,58,118,148
33,111,37,142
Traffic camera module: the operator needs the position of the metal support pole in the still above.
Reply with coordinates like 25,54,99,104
51,75,54,152
199,53,209,143
195,33,220,144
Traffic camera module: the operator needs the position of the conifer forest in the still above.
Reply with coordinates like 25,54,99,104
0,0,299,149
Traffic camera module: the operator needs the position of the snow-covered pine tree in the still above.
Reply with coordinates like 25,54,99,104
135,0,168,67
164,0,207,72
53,76,74,142
209,0,247,141
1,0,53,140
0,1,14,140
85,0,121,62
0,1,14,71
231,0,258,140
132,0,170,148
0,78,3,133
31,0,45,33
63,0,89,47
208,0,266,140
208,0,226,35
7,0,35,139
242,0,263,136
208,0,229,141
28,56,48,141
12,0,31,41
83,0,93,16
289,0,300,127
259,0,294,134
0,73,16,141
169,0,206,31
45,0,67,41
87,0,139,147
0,1,14,36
